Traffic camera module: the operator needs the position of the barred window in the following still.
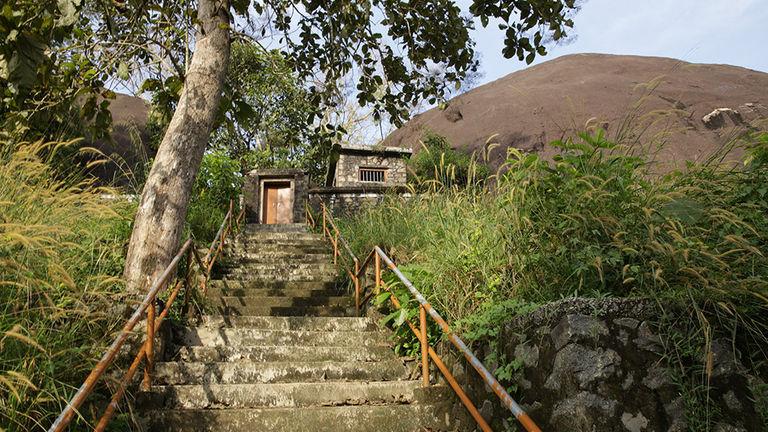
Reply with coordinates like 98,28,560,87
359,168,386,183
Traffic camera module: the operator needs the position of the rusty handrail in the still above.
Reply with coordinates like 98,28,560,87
49,200,240,432
313,203,542,432
319,203,357,263
374,247,542,432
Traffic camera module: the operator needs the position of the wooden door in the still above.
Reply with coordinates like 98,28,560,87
262,182,293,224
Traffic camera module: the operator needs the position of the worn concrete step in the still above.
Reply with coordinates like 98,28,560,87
174,327,388,347
175,344,394,363
207,304,354,317
217,263,337,275
154,360,409,385
205,286,346,298
218,253,332,264
214,269,338,282
224,244,331,254
199,315,377,332
243,223,308,233
208,280,340,291
229,233,330,245
213,295,351,310
214,273,340,283
236,230,321,238
144,403,454,432
221,253,332,263
152,381,423,409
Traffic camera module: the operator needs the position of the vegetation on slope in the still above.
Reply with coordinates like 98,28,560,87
0,140,135,431
338,131,768,426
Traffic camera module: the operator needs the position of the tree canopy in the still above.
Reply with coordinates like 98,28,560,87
1,0,579,144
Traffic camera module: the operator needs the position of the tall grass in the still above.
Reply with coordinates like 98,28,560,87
0,140,134,431
338,131,768,424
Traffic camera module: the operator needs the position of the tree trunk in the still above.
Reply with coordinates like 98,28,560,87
123,0,230,294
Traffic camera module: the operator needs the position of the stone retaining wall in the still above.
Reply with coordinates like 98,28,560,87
308,186,411,218
435,298,763,431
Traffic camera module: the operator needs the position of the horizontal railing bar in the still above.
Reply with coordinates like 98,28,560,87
375,246,541,432
48,238,193,432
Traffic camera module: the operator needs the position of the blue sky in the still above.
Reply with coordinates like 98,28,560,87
465,0,768,85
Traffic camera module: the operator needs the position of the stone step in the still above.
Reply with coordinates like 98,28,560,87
212,295,352,310
213,273,340,283
217,263,337,275
207,280,341,291
224,244,331,254
218,253,332,264
175,344,394,363
199,315,376,332
154,360,409,385
212,269,338,282
144,403,454,432
205,286,347,298
151,381,423,409
243,223,308,233
207,305,355,317
230,235,326,245
173,327,389,347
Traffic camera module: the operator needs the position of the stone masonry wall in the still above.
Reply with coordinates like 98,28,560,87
335,153,407,187
308,187,411,219
243,169,308,224
438,298,764,432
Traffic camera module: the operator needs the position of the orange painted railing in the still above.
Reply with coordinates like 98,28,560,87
48,200,245,432
309,203,543,432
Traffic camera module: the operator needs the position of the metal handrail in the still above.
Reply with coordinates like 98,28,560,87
312,205,542,432
49,200,241,432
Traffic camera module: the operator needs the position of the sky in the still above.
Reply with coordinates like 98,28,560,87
465,0,768,86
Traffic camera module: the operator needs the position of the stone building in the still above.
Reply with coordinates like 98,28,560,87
329,144,410,187
242,168,309,225
243,144,412,224
309,144,412,217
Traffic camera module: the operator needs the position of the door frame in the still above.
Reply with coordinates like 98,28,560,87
259,179,295,224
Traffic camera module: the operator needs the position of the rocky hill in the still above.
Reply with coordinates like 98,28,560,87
383,54,768,170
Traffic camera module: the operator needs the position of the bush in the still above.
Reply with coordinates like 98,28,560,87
186,150,243,242
0,140,134,431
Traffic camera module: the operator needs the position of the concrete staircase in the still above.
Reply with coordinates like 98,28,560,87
142,224,459,431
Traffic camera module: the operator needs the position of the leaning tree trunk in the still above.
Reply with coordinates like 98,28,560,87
123,0,230,294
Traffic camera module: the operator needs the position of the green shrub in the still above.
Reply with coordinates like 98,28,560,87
0,140,134,431
186,150,243,242
408,132,490,190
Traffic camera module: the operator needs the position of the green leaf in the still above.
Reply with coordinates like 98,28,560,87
117,62,130,81
374,291,391,305
56,0,80,27
394,308,408,327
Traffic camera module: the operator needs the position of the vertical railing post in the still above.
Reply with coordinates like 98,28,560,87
141,301,156,391
322,205,327,238
354,260,361,316
183,248,193,316
420,305,429,387
333,230,339,265
374,252,381,295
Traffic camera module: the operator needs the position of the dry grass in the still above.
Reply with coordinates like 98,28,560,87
0,139,134,431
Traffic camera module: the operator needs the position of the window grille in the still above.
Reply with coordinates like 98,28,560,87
359,168,386,183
